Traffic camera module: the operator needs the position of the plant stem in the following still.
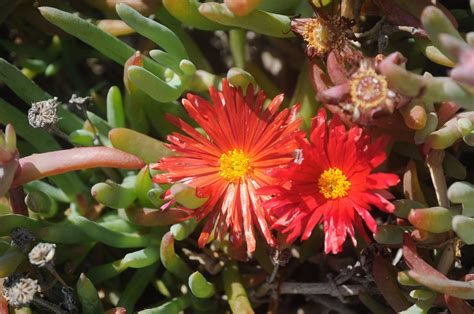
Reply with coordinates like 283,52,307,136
426,149,449,208
280,282,370,296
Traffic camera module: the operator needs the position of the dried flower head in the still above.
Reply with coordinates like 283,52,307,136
28,242,56,267
317,55,409,126
2,274,39,307
350,67,388,109
291,1,355,59
292,17,335,58
60,286,77,312
347,60,400,123
28,97,60,129
10,227,36,252
68,94,91,111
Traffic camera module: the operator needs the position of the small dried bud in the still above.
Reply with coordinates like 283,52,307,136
60,286,77,312
28,242,56,267
2,274,39,307
10,227,35,252
28,97,60,129
270,248,291,267
68,94,91,111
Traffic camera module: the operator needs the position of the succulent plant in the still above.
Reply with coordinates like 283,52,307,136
1,0,474,313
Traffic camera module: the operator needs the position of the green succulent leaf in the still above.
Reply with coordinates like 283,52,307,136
91,180,137,209
77,273,104,314
107,86,126,129
199,2,293,38
117,3,188,60
188,271,215,298
109,127,174,164
162,0,227,31
127,65,183,102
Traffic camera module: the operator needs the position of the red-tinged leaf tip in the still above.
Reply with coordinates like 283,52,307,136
444,294,474,313
13,147,144,187
104,307,127,314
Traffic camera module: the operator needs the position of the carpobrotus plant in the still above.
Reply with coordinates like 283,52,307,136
1,0,474,313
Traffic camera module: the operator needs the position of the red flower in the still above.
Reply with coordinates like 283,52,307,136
153,80,302,253
261,110,399,254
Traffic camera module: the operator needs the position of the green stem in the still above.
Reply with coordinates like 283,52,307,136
222,261,254,314
229,29,247,68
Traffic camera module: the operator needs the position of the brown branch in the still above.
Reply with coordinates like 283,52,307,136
280,282,371,297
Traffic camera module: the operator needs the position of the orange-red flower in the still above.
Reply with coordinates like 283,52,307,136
261,110,399,254
153,80,302,253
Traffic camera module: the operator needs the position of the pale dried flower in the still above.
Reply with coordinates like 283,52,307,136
28,242,56,267
2,275,38,307
28,97,60,129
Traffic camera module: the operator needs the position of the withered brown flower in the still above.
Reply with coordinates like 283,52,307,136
291,1,355,59
316,53,410,126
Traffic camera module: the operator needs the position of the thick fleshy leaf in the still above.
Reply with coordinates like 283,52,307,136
13,147,144,186
87,246,160,284
447,181,474,204
127,65,183,102
77,273,104,314
374,225,404,245
160,231,192,282
222,261,254,314
224,0,262,16
116,3,188,59
452,215,474,244
393,199,426,219
171,218,198,241
109,128,173,164
188,271,215,298
170,184,208,209
162,0,226,31
408,207,452,233
404,234,474,299
38,7,163,76
403,160,427,204
421,6,463,62
92,181,137,209
227,67,256,91
150,49,183,74
135,166,154,207
379,57,474,110
107,86,126,129
408,271,474,300
199,2,292,38
117,264,159,313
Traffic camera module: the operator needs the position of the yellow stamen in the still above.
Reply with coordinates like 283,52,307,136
350,68,388,109
318,167,351,199
302,18,333,57
219,149,250,181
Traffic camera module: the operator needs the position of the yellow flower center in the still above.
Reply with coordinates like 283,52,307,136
219,149,250,181
318,167,351,200
349,68,388,109
302,18,333,57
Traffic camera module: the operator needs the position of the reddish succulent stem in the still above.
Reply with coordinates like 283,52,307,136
12,147,145,187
